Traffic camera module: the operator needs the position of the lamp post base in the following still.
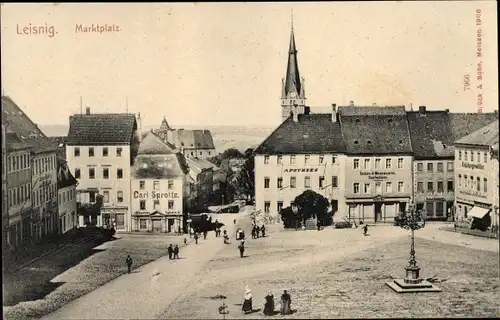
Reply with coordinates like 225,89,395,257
404,265,422,284
386,279,442,293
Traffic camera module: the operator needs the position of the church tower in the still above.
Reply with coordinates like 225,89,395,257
281,16,306,122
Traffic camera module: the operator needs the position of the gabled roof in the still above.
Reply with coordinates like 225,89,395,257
57,158,78,189
407,111,454,159
450,113,498,144
66,112,137,146
254,114,346,154
138,131,177,155
2,96,58,153
455,120,499,146
177,129,215,150
187,157,215,172
131,153,189,180
338,106,412,155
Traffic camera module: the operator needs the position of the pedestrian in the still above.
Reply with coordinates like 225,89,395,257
223,229,227,237
317,219,321,231
256,225,260,238
261,224,266,237
363,224,368,236
280,290,292,315
234,219,236,224
242,286,253,314
126,255,133,274
167,244,174,260
238,240,245,258
263,291,275,316
203,230,207,240
251,227,256,239
184,237,188,245
173,244,179,259
194,232,199,244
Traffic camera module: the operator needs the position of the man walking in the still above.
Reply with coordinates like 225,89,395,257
173,245,180,259
238,240,245,258
167,244,174,260
126,255,133,274
194,232,199,244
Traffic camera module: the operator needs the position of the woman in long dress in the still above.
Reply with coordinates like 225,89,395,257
263,291,275,316
242,286,253,313
280,290,291,315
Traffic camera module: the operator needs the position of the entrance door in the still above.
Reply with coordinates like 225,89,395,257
375,203,382,222
168,219,175,233
152,219,162,232
399,202,407,214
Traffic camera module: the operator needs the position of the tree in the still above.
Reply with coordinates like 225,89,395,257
207,148,244,167
235,148,255,199
279,206,300,229
293,190,330,225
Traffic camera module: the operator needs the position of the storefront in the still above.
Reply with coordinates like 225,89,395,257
132,210,183,234
346,195,410,223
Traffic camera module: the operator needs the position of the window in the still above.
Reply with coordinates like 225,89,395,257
435,202,444,216
426,162,433,172
458,150,462,160
304,176,311,188
319,176,325,188
153,181,160,190
447,162,453,171
117,190,123,203
484,152,488,163
103,168,109,179
417,182,424,193
168,180,174,189
437,181,444,193
385,158,392,169
89,147,94,157
426,202,434,215
89,168,95,179
264,201,271,213
319,155,324,164
290,177,296,188
364,183,371,194
417,163,423,172
470,176,474,189
464,151,468,161
277,155,283,165
277,177,283,189
103,147,108,157
140,220,147,229
484,178,488,192
427,181,434,192
290,155,296,165
477,152,480,162
353,159,360,169
447,180,454,192
117,168,123,179
332,176,338,188
353,183,360,194
277,201,284,213
373,158,380,169
74,147,80,157
154,200,160,210
264,155,270,164
332,156,337,164
264,177,270,189
364,159,370,170
140,200,146,210
75,168,81,179
139,181,145,189
90,191,96,203
437,162,443,172
398,181,404,193
470,151,474,161
464,175,468,187
103,191,109,203
116,148,123,157
476,177,481,191
386,182,393,193
398,158,404,169
304,155,310,164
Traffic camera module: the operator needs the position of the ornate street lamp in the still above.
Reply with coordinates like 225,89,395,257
387,203,442,293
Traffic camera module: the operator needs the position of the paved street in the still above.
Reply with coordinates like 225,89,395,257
41,210,249,320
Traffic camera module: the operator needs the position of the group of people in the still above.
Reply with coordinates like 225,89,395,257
167,244,180,259
242,286,293,316
251,224,266,239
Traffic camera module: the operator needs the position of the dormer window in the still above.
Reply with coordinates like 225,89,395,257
367,140,372,145
399,140,403,144
355,118,360,123
388,118,393,123
354,140,359,144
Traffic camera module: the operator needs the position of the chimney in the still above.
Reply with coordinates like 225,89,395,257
445,109,450,113
331,104,337,123
418,106,426,115
292,104,298,122
85,107,90,115
137,112,143,141
349,100,354,106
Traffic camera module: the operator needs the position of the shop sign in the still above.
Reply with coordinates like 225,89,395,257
425,196,445,201
283,168,319,173
459,190,487,199
133,190,180,199
360,171,396,180
461,162,484,170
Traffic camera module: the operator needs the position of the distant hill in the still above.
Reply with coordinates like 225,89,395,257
38,124,274,153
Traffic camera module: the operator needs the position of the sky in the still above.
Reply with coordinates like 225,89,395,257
1,2,498,128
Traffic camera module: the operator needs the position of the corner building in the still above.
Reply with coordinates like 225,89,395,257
340,106,414,223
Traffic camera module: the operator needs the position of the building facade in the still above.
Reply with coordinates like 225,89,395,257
57,159,78,234
454,121,498,230
66,108,138,231
186,157,214,210
2,122,7,249
130,131,189,233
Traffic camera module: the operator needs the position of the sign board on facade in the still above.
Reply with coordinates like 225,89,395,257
283,168,319,173
360,171,396,180
425,196,445,201
459,190,487,199
133,191,180,199
461,162,484,170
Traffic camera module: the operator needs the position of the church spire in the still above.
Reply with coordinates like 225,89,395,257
283,11,302,99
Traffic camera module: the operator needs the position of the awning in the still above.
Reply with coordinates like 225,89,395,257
468,206,491,219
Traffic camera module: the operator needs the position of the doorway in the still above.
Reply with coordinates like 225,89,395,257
375,203,383,222
152,219,162,232
331,200,338,214
168,219,175,233
399,202,407,214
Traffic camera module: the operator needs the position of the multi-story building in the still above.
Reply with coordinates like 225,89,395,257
2,122,8,249
454,121,499,230
492,143,499,230
154,117,216,159
3,96,59,244
57,159,78,234
407,107,498,221
186,157,214,210
340,105,414,223
66,107,139,231
130,131,189,233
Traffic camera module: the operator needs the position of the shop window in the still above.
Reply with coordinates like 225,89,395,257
140,219,147,229
426,202,434,216
435,202,444,216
